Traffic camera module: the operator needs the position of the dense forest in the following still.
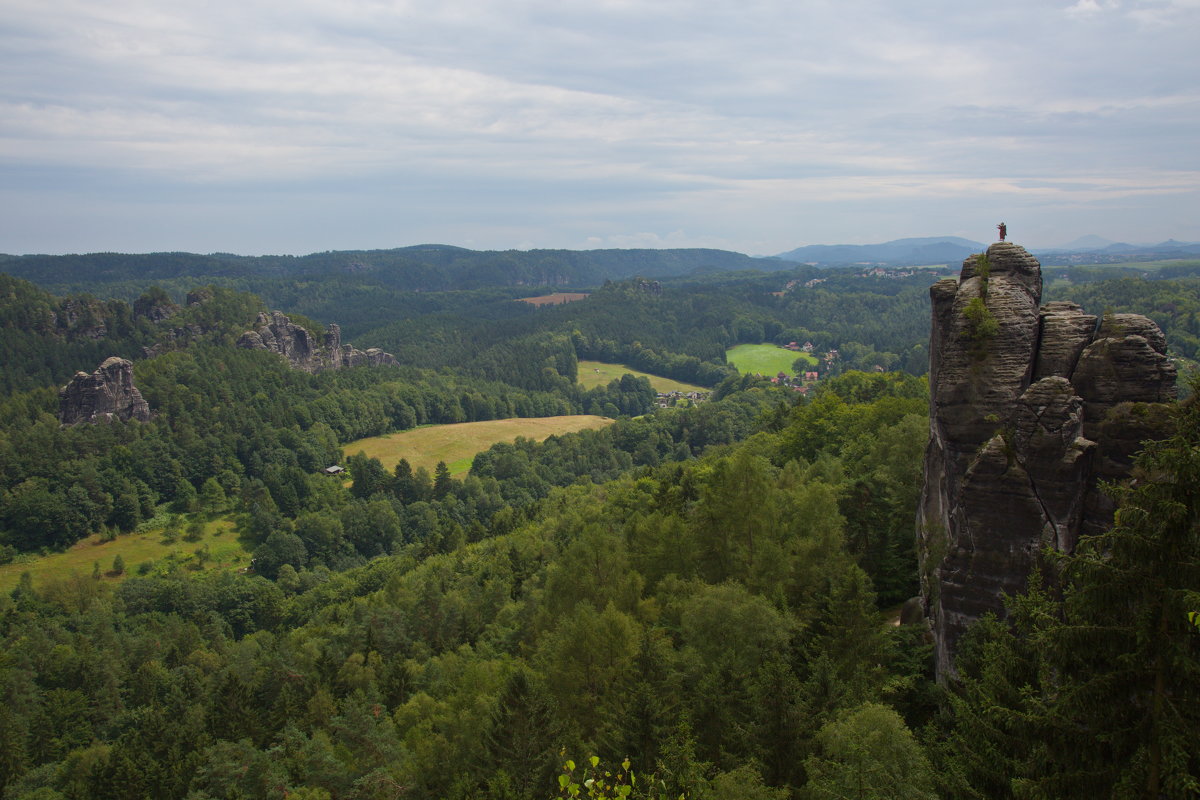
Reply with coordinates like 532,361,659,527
0,254,1197,798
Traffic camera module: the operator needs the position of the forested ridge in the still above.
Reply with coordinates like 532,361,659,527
0,263,1198,798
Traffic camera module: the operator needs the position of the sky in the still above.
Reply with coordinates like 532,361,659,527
1,0,1198,256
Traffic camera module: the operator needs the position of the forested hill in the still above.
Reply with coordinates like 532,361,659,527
0,246,786,293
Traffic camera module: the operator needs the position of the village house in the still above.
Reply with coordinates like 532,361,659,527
656,390,711,408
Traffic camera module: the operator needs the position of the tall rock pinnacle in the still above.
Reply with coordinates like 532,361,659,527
918,242,1176,677
58,357,152,425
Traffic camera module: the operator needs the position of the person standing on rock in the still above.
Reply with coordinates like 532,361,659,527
998,222,1007,241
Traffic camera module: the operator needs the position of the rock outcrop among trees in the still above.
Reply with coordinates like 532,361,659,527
237,310,398,372
57,356,152,424
918,242,1176,677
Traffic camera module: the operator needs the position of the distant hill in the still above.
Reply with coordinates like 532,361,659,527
775,236,985,266
1048,235,1118,251
1033,238,1200,265
0,246,791,293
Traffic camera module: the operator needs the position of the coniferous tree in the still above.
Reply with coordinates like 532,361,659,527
481,668,556,798
0,704,28,795
1033,393,1200,798
433,461,454,500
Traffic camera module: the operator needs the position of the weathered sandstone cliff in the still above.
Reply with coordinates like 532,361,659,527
58,357,152,425
918,242,1176,677
237,311,398,373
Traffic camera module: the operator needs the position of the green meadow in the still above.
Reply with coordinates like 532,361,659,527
726,343,817,375
0,517,250,595
576,360,708,393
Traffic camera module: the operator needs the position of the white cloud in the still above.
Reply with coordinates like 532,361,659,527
1,0,1198,253
1065,0,1107,16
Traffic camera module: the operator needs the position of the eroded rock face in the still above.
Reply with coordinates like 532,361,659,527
919,242,1176,677
133,293,179,323
237,312,398,373
58,357,152,425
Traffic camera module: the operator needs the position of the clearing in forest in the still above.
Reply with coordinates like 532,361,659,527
727,343,817,375
0,517,250,595
517,292,590,306
344,415,615,476
576,361,708,393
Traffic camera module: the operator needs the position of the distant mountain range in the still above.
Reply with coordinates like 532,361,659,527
1033,237,1200,255
774,237,985,266
5,237,1199,294
774,236,1200,266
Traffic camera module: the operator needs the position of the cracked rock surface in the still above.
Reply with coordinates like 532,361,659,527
58,357,152,425
917,242,1176,677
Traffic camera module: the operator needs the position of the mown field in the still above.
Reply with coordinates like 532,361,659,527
576,360,708,393
726,343,817,375
0,517,249,594
516,292,590,306
344,415,615,476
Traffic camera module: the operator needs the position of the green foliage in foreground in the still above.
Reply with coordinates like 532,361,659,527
0,371,938,800
1,366,1197,798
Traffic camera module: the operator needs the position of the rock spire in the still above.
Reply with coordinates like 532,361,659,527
58,357,152,425
918,242,1176,677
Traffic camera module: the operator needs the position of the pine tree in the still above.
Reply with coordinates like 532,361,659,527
482,667,557,797
0,704,28,795
1033,393,1200,798
932,587,1058,800
433,461,454,499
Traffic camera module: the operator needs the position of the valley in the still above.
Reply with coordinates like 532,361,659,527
0,244,1195,798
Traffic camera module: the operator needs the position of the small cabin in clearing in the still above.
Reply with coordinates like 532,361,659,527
324,465,345,475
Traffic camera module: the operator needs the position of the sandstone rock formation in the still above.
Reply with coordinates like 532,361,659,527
237,311,398,373
186,288,214,306
52,298,108,340
918,242,1176,677
58,357,152,425
133,290,179,322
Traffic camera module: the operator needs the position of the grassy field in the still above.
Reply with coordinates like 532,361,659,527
344,415,615,476
726,343,817,375
0,516,250,595
576,361,708,393
517,292,590,306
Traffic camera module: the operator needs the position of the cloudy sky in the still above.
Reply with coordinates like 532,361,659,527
2,0,1197,256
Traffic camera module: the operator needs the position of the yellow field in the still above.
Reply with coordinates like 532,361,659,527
344,415,616,476
576,361,708,393
517,292,590,306
0,517,250,595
